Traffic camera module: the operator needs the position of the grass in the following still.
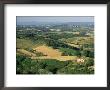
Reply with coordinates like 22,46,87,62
17,38,46,49
17,45,78,61
17,38,35,49
33,45,62,57
60,37,94,44
60,36,94,49
33,45,78,61
17,49,36,57
31,56,77,61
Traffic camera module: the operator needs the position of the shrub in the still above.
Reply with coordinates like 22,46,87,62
16,55,94,74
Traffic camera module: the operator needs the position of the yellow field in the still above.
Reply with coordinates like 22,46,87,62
33,45,62,57
17,45,78,61
32,45,77,61
31,56,77,61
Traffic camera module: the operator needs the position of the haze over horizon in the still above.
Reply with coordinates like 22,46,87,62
17,16,94,25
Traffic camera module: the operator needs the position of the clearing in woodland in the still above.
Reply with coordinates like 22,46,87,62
32,45,78,61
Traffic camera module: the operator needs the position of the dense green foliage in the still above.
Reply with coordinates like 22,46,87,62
59,47,81,56
16,54,94,74
16,23,94,74
81,50,94,58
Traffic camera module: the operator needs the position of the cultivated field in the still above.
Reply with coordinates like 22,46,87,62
17,45,78,61
33,45,62,57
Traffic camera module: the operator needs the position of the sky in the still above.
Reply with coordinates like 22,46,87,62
17,16,94,24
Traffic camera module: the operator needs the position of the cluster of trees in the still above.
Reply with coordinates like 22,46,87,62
17,32,94,58
59,47,81,56
16,27,94,74
46,38,79,50
16,54,94,74
83,43,94,48
46,33,75,40
81,50,94,58
58,47,94,58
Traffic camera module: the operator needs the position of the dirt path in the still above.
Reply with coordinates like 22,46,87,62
31,56,77,61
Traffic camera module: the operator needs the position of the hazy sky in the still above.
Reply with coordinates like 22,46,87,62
17,16,94,23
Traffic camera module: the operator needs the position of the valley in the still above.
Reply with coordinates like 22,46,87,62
16,21,94,74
